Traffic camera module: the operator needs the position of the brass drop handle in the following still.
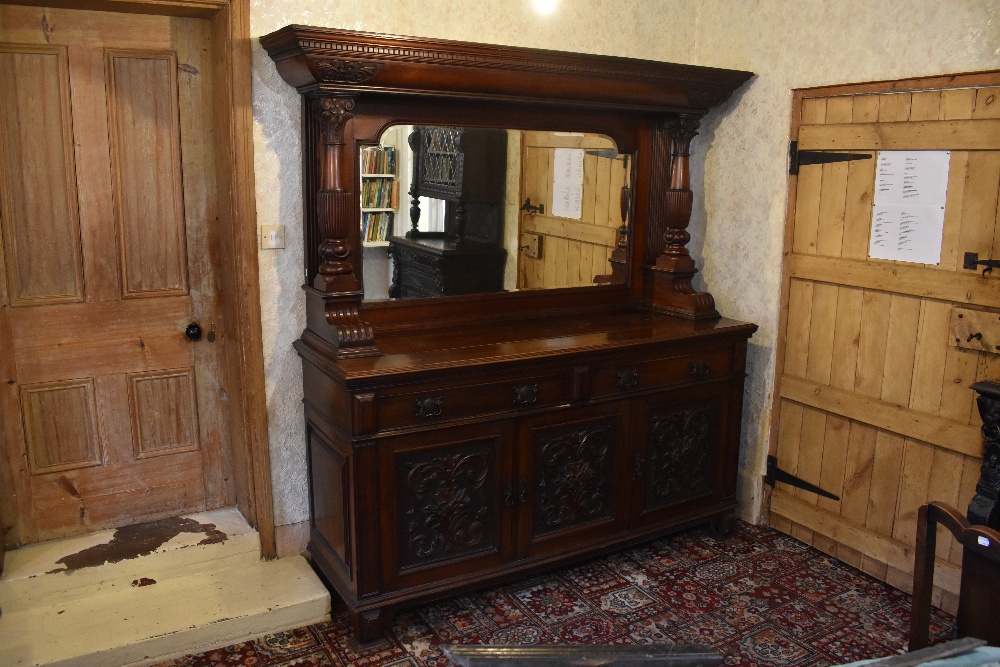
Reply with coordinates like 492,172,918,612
513,384,539,406
414,395,444,418
503,481,514,506
616,368,638,391
185,322,202,341
690,360,711,377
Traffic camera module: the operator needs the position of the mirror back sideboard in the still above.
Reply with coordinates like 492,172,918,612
261,26,757,641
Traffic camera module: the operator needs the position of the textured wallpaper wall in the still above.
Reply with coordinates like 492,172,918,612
250,0,1000,529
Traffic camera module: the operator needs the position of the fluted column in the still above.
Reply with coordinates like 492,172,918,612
314,97,359,293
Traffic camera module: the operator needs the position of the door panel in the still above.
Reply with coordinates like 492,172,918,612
379,422,515,590
106,49,189,298
0,6,230,544
770,73,1000,613
517,131,626,289
631,383,729,529
21,379,101,474
519,404,625,558
0,45,83,305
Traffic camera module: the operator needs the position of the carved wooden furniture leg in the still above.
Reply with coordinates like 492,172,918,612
710,511,736,539
353,607,394,644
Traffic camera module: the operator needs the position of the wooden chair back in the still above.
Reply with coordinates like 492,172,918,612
910,501,1000,650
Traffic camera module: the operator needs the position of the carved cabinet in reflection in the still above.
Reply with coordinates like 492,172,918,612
389,126,508,299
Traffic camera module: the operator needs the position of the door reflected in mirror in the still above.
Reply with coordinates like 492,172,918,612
360,126,631,301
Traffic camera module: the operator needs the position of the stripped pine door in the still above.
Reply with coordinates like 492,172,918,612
0,6,232,544
518,131,627,289
769,71,1000,613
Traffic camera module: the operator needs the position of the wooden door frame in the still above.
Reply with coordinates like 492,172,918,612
0,0,275,558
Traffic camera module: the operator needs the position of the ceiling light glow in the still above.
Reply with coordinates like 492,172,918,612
532,0,559,15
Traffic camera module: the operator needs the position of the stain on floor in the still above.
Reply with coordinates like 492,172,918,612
50,517,228,573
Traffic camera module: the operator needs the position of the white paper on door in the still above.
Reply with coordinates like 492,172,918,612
868,150,950,264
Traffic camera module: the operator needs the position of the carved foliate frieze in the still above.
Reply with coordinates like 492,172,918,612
644,399,718,509
315,59,382,83
398,443,498,568
532,418,616,536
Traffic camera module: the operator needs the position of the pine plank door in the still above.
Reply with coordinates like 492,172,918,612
518,131,627,289
0,6,231,545
769,71,1000,613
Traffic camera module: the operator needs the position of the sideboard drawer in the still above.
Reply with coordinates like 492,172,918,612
590,346,732,398
377,372,570,430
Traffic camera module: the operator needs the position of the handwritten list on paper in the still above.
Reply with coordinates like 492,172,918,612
868,150,950,264
551,148,584,219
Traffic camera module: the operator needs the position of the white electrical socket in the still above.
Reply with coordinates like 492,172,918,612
260,224,285,249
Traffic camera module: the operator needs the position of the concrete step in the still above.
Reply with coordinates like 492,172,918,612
0,510,331,667
1,509,261,614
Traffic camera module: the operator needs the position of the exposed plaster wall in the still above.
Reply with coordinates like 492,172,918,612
250,0,1000,529
685,1,1000,521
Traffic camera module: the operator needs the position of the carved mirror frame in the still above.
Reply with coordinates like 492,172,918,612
261,26,753,358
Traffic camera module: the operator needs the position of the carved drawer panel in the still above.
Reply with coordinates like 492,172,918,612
590,346,732,399
376,371,570,431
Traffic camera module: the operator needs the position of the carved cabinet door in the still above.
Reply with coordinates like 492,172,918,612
378,421,516,591
517,403,626,558
629,382,732,529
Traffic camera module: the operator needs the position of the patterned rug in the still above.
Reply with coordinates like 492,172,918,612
156,522,954,667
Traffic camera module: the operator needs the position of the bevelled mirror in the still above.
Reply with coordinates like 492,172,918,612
361,125,631,301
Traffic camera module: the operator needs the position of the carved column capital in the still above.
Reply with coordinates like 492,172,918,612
664,115,701,156
319,97,355,146
665,114,701,190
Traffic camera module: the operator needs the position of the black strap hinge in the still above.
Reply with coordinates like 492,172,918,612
765,455,840,501
788,140,873,175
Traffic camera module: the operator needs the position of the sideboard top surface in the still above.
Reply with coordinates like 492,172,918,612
307,310,756,382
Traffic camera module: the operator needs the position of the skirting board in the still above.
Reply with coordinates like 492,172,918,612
275,521,310,559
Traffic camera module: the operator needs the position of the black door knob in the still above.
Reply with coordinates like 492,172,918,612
185,322,202,341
